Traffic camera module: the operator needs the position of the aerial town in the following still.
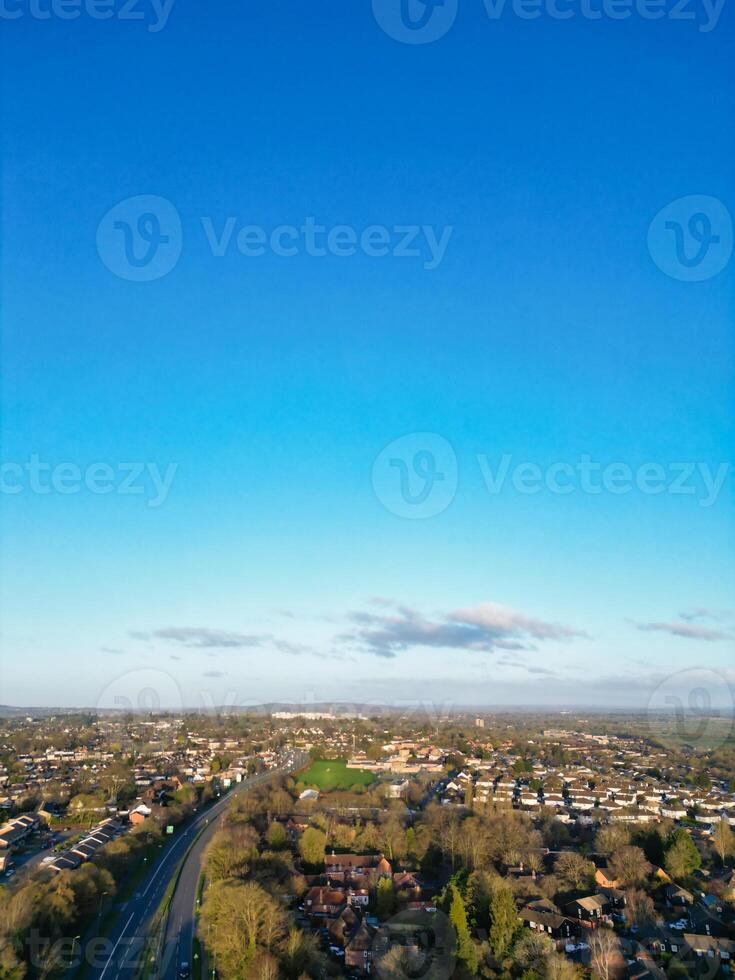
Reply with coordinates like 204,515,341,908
0,708,732,979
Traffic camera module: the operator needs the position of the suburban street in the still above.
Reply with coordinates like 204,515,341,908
81,752,306,980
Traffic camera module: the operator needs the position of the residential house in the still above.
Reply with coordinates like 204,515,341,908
344,920,377,973
566,894,613,926
519,907,576,940
304,886,346,917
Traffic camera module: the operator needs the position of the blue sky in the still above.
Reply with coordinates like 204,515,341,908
1,0,733,710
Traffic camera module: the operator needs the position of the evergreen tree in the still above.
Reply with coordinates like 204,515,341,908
448,883,478,974
489,883,518,960
376,876,395,920
665,829,701,879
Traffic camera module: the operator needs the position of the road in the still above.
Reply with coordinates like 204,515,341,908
160,797,224,980
81,753,306,980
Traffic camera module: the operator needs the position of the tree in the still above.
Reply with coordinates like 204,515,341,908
205,828,255,882
466,869,500,929
589,928,621,980
331,822,355,849
489,883,518,961
298,827,326,868
546,951,583,980
458,816,490,870
249,952,280,980
449,883,478,974
200,880,287,978
624,888,655,929
665,830,701,880
595,824,630,857
712,817,734,863
609,845,649,886
555,852,595,892
0,933,26,980
266,822,288,850
513,930,554,970
437,809,462,870
280,927,322,980
379,815,407,862
377,942,453,980
376,877,395,920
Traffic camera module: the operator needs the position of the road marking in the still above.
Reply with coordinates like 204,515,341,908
100,766,295,976
100,912,134,980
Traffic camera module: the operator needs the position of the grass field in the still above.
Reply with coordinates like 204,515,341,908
300,759,376,791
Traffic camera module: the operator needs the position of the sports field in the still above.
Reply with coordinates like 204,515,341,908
300,758,376,791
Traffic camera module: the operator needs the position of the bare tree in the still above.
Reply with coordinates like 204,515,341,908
624,888,655,929
589,928,621,980
609,845,649,886
595,824,630,857
555,851,595,891
712,817,734,863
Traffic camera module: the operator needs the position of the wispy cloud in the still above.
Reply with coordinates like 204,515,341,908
131,627,269,649
130,626,346,662
632,618,731,642
678,608,732,624
339,600,586,658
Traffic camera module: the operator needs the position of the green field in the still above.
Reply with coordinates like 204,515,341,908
300,759,376,791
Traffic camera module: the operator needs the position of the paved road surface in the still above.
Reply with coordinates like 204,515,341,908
81,755,306,980
159,799,226,980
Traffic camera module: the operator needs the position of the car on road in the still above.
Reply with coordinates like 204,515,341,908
179,962,190,979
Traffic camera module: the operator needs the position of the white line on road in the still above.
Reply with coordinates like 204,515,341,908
99,912,134,980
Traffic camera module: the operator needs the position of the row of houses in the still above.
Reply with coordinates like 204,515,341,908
0,812,42,850
44,816,125,873
443,766,734,826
